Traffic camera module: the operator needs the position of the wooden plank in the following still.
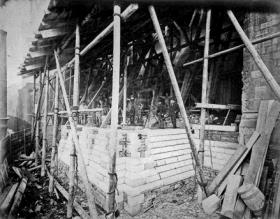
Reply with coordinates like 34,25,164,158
208,131,259,195
220,175,243,218
0,183,19,213
0,184,12,206
191,124,237,132
255,100,269,133
245,101,280,184
28,50,51,58
55,181,90,219
207,145,246,195
40,28,69,38
9,178,28,217
244,135,269,184
25,63,44,71
195,103,241,110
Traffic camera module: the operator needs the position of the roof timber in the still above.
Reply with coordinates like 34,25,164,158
28,50,51,59
25,63,44,71
39,20,75,31
40,28,70,39
29,45,54,52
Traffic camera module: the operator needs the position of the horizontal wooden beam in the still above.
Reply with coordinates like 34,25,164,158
191,124,238,132
65,4,139,68
31,38,57,47
39,20,75,31
29,45,53,52
183,31,280,67
119,0,279,11
195,103,241,110
25,63,44,71
40,28,70,39
28,50,51,58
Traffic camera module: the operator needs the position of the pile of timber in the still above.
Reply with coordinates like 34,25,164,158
1,150,93,219
0,153,37,217
202,100,280,219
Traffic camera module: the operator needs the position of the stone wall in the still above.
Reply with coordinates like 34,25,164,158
58,126,238,215
58,126,195,215
240,13,280,144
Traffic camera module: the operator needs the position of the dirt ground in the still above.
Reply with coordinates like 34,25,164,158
14,166,219,219
120,176,219,219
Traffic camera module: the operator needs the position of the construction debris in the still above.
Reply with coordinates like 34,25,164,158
202,100,280,218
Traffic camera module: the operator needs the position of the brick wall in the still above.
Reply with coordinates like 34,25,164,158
240,13,280,144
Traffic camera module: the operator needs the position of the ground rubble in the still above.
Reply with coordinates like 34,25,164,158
12,155,218,219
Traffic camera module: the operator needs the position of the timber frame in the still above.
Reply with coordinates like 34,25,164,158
20,1,280,218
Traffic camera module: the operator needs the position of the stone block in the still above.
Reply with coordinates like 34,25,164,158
124,202,142,216
144,161,156,170
126,177,146,187
127,194,144,206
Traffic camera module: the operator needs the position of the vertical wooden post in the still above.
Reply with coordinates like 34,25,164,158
49,72,59,194
227,10,280,101
148,5,208,195
23,129,26,155
67,23,80,218
41,68,49,177
32,74,36,139
73,23,80,107
54,50,98,219
0,30,7,164
35,72,43,166
106,1,121,217
199,9,211,167
122,52,129,125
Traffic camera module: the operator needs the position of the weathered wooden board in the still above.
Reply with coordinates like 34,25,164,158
207,145,246,195
0,183,19,213
9,178,28,217
221,175,243,218
245,101,280,184
216,131,260,196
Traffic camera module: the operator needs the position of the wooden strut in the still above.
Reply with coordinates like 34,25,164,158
67,23,80,218
49,71,59,194
87,80,106,108
32,75,36,139
54,50,99,219
122,51,130,125
148,5,208,195
183,31,280,67
41,67,49,177
63,4,138,70
106,1,121,218
35,73,42,166
199,9,211,167
34,58,48,165
227,10,280,101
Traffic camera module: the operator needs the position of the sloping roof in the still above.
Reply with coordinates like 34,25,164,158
19,0,99,75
